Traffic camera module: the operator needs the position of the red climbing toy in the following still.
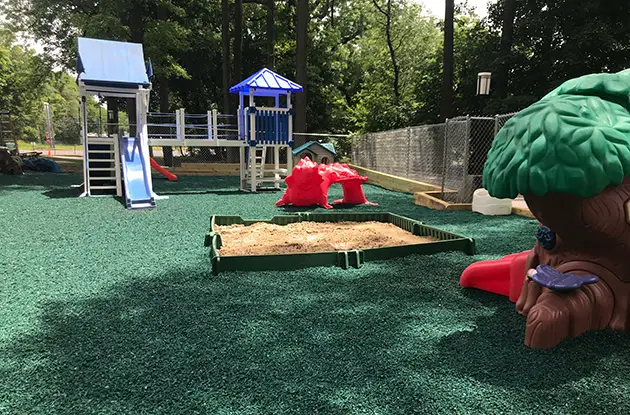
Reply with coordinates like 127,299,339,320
276,157,376,209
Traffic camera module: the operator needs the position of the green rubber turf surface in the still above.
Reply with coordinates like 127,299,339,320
1,173,630,414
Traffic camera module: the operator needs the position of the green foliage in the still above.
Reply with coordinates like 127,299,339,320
483,70,630,199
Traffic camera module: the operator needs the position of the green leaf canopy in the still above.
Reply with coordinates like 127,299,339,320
483,70,630,199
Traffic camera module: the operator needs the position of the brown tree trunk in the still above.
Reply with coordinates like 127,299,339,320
515,179,630,348
495,0,517,98
441,0,454,121
159,77,174,166
295,0,309,145
267,0,276,68
157,3,173,167
227,0,243,163
222,0,231,114
371,0,399,101
127,4,145,138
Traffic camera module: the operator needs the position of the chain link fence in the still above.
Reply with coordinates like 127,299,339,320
352,113,517,203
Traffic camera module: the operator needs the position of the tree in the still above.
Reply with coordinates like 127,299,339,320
494,0,517,98
295,0,309,142
440,0,454,121
483,69,630,348
371,0,399,101
222,0,231,113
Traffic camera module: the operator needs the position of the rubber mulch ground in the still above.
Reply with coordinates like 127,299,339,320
1,173,629,415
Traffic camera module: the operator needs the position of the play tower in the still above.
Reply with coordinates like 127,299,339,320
76,36,302,209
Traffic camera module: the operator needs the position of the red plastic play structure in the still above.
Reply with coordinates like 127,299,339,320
150,157,178,182
276,157,376,209
459,250,532,303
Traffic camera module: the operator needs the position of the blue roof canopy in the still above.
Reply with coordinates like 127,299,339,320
77,37,151,89
229,68,303,95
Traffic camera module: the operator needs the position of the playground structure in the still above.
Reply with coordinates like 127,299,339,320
276,157,375,209
77,36,301,209
77,37,156,208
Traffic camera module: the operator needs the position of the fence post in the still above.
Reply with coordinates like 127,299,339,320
207,110,213,140
459,115,472,203
212,109,219,141
440,119,449,201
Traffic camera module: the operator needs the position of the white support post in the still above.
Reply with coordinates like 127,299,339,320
274,145,280,189
207,110,213,141
275,95,280,143
239,93,244,140
113,131,122,197
250,145,256,192
239,146,246,191
138,90,154,198
287,92,293,146
286,144,293,173
212,109,218,141
80,95,89,196
177,108,186,143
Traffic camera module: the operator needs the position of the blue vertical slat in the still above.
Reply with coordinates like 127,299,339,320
281,113,288,144
267,111,273,144
262,111,267,144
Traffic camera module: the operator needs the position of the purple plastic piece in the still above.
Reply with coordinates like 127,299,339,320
530,265,600,292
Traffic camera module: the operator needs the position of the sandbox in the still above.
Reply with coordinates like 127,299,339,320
217,221,437,256
204,213,475,275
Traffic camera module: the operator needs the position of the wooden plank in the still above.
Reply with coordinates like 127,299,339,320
413,191,472,211
171,163,288,176
348,164,446,194
512,206,535,218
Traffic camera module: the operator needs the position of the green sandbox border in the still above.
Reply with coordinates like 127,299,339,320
204,212,476,275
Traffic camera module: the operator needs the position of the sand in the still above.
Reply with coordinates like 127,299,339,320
216,221,436,256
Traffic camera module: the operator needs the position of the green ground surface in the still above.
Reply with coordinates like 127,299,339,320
1,173,629,415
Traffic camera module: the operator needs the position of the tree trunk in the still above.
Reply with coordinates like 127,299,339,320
295,0,309,145
222,0,231,114
127,4,145,138
495,0,517,98
515,179,630,348
371,0,399,101
441,0,454,122
159,77,174,167
267,0,276,68
227,0,243,163
157,2,173,167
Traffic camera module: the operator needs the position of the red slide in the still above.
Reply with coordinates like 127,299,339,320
459,250,532,303
150,157,178,182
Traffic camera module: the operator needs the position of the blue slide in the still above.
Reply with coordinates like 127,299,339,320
121,136,155,209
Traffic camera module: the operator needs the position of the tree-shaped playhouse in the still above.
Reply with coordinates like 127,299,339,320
482,69,630,348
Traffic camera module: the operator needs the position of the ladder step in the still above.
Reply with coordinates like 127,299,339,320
90,185,117,190
88,176,116,180
88,150,115,154
89,167,116,171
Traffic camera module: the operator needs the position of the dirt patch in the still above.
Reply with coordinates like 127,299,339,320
216,221,437,256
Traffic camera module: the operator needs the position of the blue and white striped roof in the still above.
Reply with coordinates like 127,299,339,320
229,68,303,95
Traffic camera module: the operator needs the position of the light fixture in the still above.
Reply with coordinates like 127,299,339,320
477,72,492,95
